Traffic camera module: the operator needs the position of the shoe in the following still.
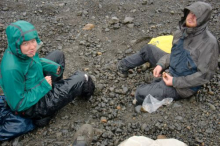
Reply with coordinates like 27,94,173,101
72,124,94,146
117,61,128,78
81,75,95,101
33,116,52,127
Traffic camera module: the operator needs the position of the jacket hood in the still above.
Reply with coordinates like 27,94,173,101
6,20,41,59
180,1,212,29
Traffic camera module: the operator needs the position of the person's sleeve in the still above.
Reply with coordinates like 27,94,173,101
2,69,52,112
40,58,63,77
156,54,171,69
173,42,219,88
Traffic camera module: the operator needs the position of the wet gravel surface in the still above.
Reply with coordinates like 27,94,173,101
0,0,220,145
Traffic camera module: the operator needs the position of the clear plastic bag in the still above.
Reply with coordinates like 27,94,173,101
142,94,173,113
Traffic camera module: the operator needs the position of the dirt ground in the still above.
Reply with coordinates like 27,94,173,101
0,0,220,146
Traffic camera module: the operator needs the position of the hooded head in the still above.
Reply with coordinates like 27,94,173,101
180,1,212,28
6,20,41,59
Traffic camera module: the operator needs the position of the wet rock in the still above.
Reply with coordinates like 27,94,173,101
101,117,107,123
206,103,216,110
148,0,154,5
83,10,88,15
113,23,120,29
122,86,128,94
58,45,63,50
83,24,95,30
3,7,9,11
123,17,134,24
77,11,83,16
172,103,182,108
110,17,119,24
141,123,147,131
170,11,175,15
175,116,183,121
56,132,62,137
135,105,142,113
127,24,134,28
142,62,150,71
205,128,214,134
157,135,167,139
142,0,148,5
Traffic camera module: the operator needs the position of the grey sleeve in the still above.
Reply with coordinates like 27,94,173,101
173,42,219,88
157,54,170,69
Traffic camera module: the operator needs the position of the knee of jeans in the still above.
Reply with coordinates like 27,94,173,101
140,44,153,56
135,88,145,99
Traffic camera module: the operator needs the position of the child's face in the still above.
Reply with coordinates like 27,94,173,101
20,39,37,57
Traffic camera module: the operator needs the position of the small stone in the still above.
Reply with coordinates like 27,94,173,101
83,10,88,15
132,98,137,104
125,48,133,54
3,7,9,11
101,117,107,123
77,11,83,16
186,126,191,130
123,17,134,24
58,45,63,50
135,105,142,113
84,68,89,71
208,91,214,95
142,0,148,5
140,107,147,113
113,23,120,29
56,132,62,137
157,135,167,139
97,52,102,55
130,40,137,44
170,11,175,15
117,105,121,110
105,28,110,32
172,103,182,108
110,17,119,24
142,62,150,71
206,103,216,110
205,128,214,134
122,86,128,94
59,3,65,7
175,116,183,121
83,24,95,30
127,24,134,28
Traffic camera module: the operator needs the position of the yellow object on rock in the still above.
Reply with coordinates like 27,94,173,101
148,35,173,53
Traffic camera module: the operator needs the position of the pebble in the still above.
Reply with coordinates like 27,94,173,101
3,7,9,11
206,103,216,110
157,135,166,139
83,24,95,30
110,17,119,24
123,17,134,24
101,117,107,123
134,105,142,113
141,123,147,131
113,23,120,29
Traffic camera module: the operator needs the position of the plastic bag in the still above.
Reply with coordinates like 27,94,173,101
142,94,173,113
0,96,35,141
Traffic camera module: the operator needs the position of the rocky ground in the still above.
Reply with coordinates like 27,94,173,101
0,0,220,146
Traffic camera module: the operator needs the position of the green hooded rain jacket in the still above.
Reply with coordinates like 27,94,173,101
0,20,62,112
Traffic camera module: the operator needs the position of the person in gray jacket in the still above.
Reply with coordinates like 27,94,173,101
117,1,219,105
